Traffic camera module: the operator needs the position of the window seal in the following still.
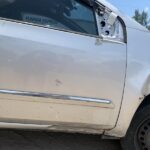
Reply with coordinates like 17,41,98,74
0,17,100,38
92,5,99,36
117,16,127,43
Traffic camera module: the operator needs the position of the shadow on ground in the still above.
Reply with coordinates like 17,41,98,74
0,130,122,150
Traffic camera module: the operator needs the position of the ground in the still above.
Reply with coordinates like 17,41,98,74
0,130,121,150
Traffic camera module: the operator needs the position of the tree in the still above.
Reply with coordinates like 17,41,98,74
133,9,141,23
133,9,150,30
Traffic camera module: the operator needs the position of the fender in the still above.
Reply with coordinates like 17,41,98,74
142,74,150,96
104,26,150,138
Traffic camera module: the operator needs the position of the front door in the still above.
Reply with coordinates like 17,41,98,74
0,0,126,132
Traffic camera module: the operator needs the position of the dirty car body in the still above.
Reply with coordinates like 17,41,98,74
0,0,150,149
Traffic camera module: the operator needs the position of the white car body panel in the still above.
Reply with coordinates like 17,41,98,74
106,27,150,137
0,19,126,132
0,0,149,138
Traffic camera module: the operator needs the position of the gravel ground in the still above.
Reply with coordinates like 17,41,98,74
0,130,122,150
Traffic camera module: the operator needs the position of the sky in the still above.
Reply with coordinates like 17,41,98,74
107,0,150,16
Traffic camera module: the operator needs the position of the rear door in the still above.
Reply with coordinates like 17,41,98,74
0,0,126,131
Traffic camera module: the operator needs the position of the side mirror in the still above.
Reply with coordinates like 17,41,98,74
97,8,125,42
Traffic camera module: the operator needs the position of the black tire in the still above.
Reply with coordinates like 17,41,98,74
121,105,150,150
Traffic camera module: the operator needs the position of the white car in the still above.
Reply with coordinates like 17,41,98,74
0,0,149,149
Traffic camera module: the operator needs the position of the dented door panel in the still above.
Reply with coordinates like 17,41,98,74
0,19,126,131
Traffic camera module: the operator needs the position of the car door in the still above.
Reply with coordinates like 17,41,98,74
0,0,126,132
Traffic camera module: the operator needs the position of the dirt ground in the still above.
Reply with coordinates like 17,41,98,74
0,130,122,150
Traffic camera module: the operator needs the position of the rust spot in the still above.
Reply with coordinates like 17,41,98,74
139,96,144,101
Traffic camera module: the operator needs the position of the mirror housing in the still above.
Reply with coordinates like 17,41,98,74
96,7,125,42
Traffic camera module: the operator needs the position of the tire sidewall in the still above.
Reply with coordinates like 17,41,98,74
121,105,150,150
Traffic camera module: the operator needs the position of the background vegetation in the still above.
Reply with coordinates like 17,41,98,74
133,9,150,30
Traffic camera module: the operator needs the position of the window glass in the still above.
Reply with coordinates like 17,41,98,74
0,0,98,35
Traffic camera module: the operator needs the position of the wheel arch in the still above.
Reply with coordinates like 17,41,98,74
104,94,150,138
137,94,150,111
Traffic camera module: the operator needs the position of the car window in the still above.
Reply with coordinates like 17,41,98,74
0,0,98,36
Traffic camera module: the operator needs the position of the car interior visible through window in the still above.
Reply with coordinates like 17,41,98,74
0,0,98,35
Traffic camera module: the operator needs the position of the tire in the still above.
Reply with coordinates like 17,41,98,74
121,105,150,150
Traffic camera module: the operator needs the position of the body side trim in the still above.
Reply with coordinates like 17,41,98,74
0,89,112,104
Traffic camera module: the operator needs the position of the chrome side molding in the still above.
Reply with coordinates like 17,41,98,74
0,89,112,104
